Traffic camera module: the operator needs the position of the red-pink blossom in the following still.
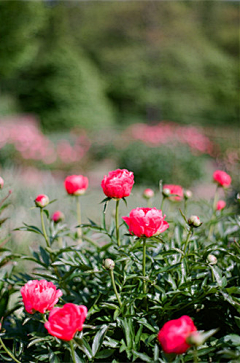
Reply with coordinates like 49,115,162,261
35,194,49,208
64,175,89,196
122,207,169,238
213,170,231,188
21,280,62,314
163,184,184,201
51,211,64,223
101,169,134,199
216,200,226,211
44,303,87,341
158,315,197,354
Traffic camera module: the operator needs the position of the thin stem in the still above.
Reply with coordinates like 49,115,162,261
40,209,50,248
115,199,120,247
208,185,219,239
110,269,122,307
142,238,147,295
193,346,198,363
76,196,82,243
0,337,22,363
69,340,77,363
181,227,193,260
147,199,151,208
184,199,187,216
160,196,165,211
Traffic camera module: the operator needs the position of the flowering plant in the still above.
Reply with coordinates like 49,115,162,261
0,168,239,363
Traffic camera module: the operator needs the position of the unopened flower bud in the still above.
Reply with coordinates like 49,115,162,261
51,211,65,223
207,254,217,265
236,193,240,203
35,194,49,208
162,188,171,197
0,177,4,189
186,331,205,347
143,188,154,199
216,200,226,211
188,215,202,228
184,190,192,200
104,259,115,270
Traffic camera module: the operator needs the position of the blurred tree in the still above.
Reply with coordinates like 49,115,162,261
0,1,47,78
11,3,115,131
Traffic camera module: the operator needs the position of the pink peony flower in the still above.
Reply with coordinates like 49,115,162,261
216,200,226,211
101,169,134,199
35,194,49,208
158,315,197,354
213,170,231,188
51,210,65,223
162,184,184,201
122,207,169,238
21,280,62,314
44,303,87,341
64,175,88,196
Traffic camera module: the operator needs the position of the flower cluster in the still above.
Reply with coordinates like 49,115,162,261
0,116,90,166
124,121,215,156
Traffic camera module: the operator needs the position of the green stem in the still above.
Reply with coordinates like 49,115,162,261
0,337,22,363
142,238,147,295
110,269,122,307
208,185,219,239
160,196,165,211
147,199,151,208
181,227,193,260
69,340,77,363
40,208,50,248
76,197,82,243
184,199,187,216
115,199,120,247
193,346,198,363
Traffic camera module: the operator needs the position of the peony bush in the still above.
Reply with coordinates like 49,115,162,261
0,168,240,362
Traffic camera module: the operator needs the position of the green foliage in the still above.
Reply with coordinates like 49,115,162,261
1,184,240,362
16,43,115,132
0,1,46,78
117,141,204,187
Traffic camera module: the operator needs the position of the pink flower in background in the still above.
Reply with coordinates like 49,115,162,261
51,211,65,223
213,170,231,188
0,177,4,189
216,200,226,211
35,194,49,208
143,188,154,199
158,315,197,354
21,280,62,314
122,207,169,237
44,303,87,341
101,169,134,199
64,175,89,196
162,184,184,201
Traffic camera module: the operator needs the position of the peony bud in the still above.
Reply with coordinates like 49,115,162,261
186,331,205,347
51,210,65,223
236,193,240,203
184,190,192,200
188,215,202,228
104,259,115,270
216,200,226,211
207,254,217,265
0,177,4,189
162,188,171,197
143,188,154,199
35,194,49,208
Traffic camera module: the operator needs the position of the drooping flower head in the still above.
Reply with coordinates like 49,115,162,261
162,184,183,201
213,170,231,188
21,280,62,314
64,175,89,196
101,169,134,199
158,315,197,354
44,303,87,341
122,207,169,238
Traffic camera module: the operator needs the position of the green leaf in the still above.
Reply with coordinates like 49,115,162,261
132,351,152,362
74,338,92,360
92,325,109,357
95,349,115,359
